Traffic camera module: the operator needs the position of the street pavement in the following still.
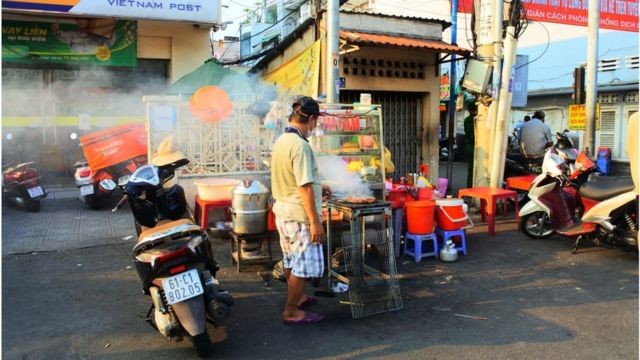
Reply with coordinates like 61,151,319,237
2,194,638,359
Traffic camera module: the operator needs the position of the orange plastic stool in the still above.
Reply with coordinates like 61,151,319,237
505,175,536,191
194,196,231,228
457,187,520,236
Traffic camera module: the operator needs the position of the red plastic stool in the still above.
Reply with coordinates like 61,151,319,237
458,187,520,236
194,196,231,228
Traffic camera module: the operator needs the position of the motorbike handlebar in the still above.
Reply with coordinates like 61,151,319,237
112,195,128,212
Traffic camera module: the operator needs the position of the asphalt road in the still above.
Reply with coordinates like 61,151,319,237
2,197,638,359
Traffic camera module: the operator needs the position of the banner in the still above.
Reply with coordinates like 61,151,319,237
2,19,136,66
2,0,221,24
263,40,321,98
457,0,639,32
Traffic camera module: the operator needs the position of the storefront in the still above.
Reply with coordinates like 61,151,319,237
2,0,220,181
251,10,470,183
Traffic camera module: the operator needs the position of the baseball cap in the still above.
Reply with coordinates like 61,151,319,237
293,96,320,116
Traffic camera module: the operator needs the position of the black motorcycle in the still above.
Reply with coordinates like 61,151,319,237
113,158,232,357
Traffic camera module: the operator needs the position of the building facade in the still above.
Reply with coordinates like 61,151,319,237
2,1,220,180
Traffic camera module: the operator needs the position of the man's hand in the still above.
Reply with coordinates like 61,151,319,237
309,220,324,244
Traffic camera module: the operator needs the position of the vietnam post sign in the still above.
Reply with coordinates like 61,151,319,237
457,0,638,32
2,0,221,24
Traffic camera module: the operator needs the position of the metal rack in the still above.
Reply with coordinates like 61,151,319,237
326,200,402,319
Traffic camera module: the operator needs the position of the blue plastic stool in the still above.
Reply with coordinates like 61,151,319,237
435,228,467,256
404,232,438,263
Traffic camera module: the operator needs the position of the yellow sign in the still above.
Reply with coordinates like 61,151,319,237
568,104,600,130
262,40,321,97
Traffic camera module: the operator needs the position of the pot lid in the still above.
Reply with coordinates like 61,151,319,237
232,179,270,195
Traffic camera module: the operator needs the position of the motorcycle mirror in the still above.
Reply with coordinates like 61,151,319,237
5,133,13,140
70,132,78,140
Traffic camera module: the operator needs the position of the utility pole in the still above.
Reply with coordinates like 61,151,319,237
446,0,458,194
326,0,340,103
584,0,599,154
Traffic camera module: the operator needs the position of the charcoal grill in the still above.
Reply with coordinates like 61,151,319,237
326,199,403,319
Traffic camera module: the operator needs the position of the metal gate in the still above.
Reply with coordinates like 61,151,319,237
340,91,423,179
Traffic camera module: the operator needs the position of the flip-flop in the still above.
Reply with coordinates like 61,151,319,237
297,295,317,309
283,312,325,325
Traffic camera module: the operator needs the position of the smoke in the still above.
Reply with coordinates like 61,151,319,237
316,154,372,197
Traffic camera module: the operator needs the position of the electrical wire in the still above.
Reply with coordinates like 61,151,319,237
515,21,550,70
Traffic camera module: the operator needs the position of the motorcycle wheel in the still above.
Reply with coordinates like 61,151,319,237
83,195,101,210
25,199,41,212
190,331,213,358
521,211,554,239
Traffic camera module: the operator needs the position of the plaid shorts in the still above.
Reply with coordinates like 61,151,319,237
275,217,324,279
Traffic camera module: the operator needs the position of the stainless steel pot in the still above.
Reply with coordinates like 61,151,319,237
231,179,270,234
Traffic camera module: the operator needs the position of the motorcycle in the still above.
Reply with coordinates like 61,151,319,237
2,161,47,212
520,147,637,253
504,130,578,207
113,156,232,357
74,156,147,209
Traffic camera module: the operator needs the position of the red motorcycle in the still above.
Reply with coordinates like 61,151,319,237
2,161,47,212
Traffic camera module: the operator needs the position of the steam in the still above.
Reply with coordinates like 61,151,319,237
316,154,372,197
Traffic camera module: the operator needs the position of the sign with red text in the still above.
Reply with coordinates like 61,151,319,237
458,0,638,32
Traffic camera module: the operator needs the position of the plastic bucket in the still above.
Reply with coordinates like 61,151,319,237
406,200,436,234
435,198,469,230
417,187,433,200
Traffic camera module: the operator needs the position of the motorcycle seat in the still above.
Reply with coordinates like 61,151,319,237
588,174,632,183
137,218,195,243
579,177,635,201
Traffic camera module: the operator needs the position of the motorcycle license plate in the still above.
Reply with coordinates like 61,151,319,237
118,175,130,186
162,269,204,305
80,185,94,196
27,186,44,198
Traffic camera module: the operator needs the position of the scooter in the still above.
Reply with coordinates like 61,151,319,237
113,157,232,357
74,156,146,209
520,148,637,253
2,161,47,212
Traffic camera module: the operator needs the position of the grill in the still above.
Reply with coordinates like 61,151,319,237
326,200,403,319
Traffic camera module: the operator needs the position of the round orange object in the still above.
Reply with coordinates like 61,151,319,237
189,86,233,123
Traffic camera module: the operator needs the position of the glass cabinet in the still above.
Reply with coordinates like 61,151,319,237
311,103,386,199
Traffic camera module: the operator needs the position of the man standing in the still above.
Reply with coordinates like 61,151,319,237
520,110,553,160
271,96,325,325
463,100,478,188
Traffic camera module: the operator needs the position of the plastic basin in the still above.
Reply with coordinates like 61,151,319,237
195,178,241,201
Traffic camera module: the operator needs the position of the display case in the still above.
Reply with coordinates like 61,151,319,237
311,103,386,200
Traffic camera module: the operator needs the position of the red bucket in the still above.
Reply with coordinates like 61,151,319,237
435,198,469,230
417,187,433,200
406,200,435,234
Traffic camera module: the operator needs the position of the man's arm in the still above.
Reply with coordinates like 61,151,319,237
544,125,553,147
298,184,323,244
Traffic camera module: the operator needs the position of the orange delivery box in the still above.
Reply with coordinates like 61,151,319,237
80,124,148,171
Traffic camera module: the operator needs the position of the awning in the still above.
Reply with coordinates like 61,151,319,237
340,31,471,56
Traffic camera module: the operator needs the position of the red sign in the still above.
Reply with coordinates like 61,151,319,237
457,0,638,32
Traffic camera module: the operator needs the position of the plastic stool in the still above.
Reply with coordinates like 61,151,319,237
435,228,467,256
404,232,438,263
194,196,231,228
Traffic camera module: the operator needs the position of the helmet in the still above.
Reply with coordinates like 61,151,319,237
533,110,545,120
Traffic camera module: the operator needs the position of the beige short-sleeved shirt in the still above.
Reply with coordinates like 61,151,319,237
271,132,322,223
